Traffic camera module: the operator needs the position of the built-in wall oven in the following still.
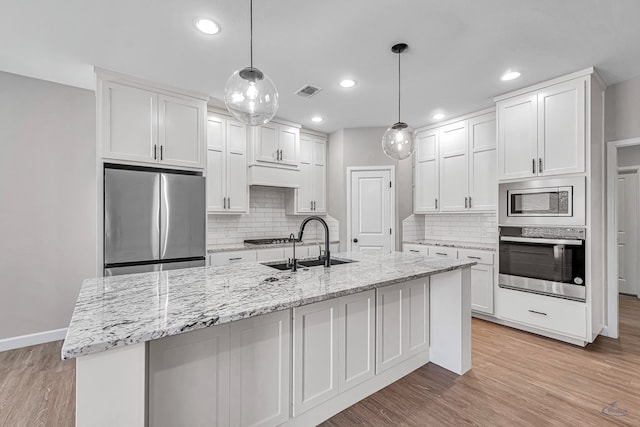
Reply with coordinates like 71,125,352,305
499,177,585,226
499,226,586,302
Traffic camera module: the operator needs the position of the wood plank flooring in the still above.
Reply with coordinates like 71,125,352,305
0,296,639,426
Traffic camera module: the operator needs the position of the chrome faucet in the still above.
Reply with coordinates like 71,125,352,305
289,233,297,272
298,216,331,267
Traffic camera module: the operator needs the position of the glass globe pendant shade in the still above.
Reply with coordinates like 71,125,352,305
382,122,416,160
224,66,279,126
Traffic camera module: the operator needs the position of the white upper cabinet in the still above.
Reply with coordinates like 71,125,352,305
206,113,248,213
414,110,496,214
250,121,299,168
286,132,327,215
497,77,586,180
99,78,206,169
414,129,439,213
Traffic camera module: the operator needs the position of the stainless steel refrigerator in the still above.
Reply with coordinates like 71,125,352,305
104,166,206,276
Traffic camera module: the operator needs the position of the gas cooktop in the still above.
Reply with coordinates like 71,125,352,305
244,238,300,245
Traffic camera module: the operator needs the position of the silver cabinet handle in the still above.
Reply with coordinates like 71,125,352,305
435,252,447,256
310,200,313,210
528,309,547,316
409,249,419,253
313,201,316,210
227,197,230,208
468,196,472,208
538,158,543,174
279,149,283,161
465,197,468,208
223,197,226,209
467,256,482,260
229,257,242,261
160,145,164,161
532,158,536,174
435,198,438,209
153,144,157,160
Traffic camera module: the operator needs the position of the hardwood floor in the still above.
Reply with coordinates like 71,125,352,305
0,296,639,426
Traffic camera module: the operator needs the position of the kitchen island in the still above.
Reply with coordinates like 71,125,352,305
63,251,474,427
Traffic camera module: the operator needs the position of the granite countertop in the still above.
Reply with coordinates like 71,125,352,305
207,240,340,253
62,251,474,359
404,239,497,251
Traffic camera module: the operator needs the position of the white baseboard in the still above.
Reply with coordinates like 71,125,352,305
0,328,67,352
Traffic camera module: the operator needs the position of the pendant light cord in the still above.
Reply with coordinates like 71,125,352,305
397,49,401,123
250,0,254,69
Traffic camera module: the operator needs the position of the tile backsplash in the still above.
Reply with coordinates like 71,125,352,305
207,186,339,245
403,213,498,244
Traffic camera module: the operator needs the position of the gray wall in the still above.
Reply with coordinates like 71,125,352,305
327,127,413,250
0,71,96,340
605,74,640,143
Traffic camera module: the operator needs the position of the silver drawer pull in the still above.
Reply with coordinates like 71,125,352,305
528,309,547,316
467,256,482,260
409,250,419,253
435,252,447,256
229,257,242,261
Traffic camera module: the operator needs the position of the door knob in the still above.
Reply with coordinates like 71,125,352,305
353,238,358,243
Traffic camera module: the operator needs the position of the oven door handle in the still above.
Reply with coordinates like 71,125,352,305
499,236,583,245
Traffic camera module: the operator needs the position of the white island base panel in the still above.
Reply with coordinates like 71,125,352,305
75,269,471,427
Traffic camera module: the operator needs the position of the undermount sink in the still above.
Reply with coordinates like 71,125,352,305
262,258,356,271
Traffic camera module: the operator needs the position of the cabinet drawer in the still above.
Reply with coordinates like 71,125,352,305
457,249,494,265
403,244,428,256
209,250,257,266
427,246,458,258
497,288,586,339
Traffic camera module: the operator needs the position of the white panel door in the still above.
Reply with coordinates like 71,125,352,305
229,310,290,427
158,94,205,168
338,290,375,392
226,120,248,212
350,169,392,252
414,129,439,213
470,264,495,314
538,78,586,177
312,138,327,213
497,93,538,180
148,325,230,427
440,121,469,211
255,123,279,163
618,172,639,296
101,81,158,164
293,299,340,416
376,283,404,374
403,279,429,359
297,134,314,213
206,116,225,212
468,113,497,211
279,125,298,165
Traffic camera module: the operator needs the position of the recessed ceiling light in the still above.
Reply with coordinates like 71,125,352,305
340,79,356,88
433,113,445,120
501,70,521,81
195,18,220,35
311,116,323,123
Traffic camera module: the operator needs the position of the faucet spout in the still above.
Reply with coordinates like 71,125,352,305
298,216,331,267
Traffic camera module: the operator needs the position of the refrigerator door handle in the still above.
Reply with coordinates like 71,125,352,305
159,174,169,259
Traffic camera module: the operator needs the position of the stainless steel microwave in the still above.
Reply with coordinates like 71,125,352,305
499,177,585,226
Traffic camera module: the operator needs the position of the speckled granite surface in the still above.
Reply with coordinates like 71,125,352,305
207,240,340,253
404,239,497,251
62,251,474,359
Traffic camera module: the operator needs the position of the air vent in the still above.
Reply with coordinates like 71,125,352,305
295,84,323,98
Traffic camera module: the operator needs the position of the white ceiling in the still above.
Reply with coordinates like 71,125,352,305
2,0,640,133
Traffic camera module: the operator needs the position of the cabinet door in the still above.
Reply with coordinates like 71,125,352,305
254,123,279,163
376,283,404,373
497,93,538,180
537,78,586,177
403,279,429,359
229,310,291,427
209,250,257,266
312,137,327,213
439,121,469,211
468,113,497,211
293,299,340,416
470,264,494,314
148,325,230,427
414,129,439,213
279,125,299,165
158,94,205,168
296,134,314,213
101,81,158,164
206,116,226,212
226,120,248,212
338,290,375,392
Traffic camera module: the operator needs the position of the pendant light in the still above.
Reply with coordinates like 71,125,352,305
381,43,415,160
224,0,279,126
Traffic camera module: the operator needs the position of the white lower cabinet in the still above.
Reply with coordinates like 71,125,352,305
148,326,230,427
402,243,429,256
376,278,429,374
293,299,340,416
338,290,375,392
458,249,495,315
209,250,257,266
229,310,291,427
